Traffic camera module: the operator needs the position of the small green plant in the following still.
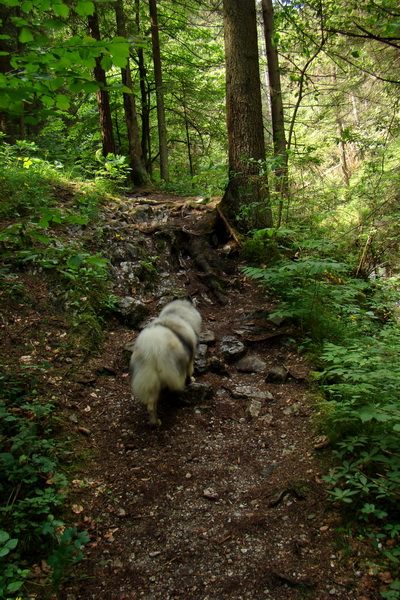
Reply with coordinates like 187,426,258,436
94,150,131,184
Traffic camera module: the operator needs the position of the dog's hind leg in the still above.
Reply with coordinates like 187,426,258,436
186,359,195,384
147,391,161,427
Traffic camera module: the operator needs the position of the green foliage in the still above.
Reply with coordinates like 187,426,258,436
0,0,131,118
94,151,131,184
243,253,351,341
0,138,116,351
0,370,89,597
243,235,400,584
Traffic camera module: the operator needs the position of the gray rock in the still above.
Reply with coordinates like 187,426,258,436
117,297,150,328
282,402,302,416
231,386,274,402
180,382,213,404
195,344,208,374
219,336,245,362
199,329,216,345
246,399,263,418
235,354,267,373
134,204,153,222
265,365,288,383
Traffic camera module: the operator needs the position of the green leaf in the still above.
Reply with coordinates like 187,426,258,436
100,55,113,71
19,27,34,43
67,254,86,268
76,0,95,16
0,530,10,545
7,580,24,593
111,55,128,68
108,38,130,58
55,94,70,110
120,85,133,94
52,2,69,18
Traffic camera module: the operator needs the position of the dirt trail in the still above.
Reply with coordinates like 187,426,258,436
58,194,375,600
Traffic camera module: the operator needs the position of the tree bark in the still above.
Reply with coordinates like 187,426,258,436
220,0,272,233
149,0,169,182
88,9,116,157
115,0,148,186
262,0,289,227
134,0,152,173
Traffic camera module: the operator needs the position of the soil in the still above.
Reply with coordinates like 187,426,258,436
1,192,381,600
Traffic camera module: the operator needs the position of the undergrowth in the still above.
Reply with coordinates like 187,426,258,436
0,369,89,598
0,138,115,597
243,233,400,596
0,137,117,352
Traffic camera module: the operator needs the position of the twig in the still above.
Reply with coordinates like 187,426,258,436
216,205,241,246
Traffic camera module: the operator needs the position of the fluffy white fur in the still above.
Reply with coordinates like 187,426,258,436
130,299,202,426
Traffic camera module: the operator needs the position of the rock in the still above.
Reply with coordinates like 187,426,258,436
134,204,154,222
126,243,140,260
180,382,213,404
199,329,216,344
268,314,285,327
203,488,219,501
231,385,274,402
219,336,245,362
246,399,263,418
116,297,150,328
208,356,230,376
235,354,267,373
261,463,279,477
282,402,302,416
195,343,208,374
265,365,288,384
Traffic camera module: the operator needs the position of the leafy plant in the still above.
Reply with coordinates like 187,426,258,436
243,255,350,341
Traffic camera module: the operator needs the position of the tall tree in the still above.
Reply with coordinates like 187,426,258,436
262,0,289,227
149,0,169,182
135,0,152,172
219,0,272,232
115,0,148,186
88,7,116,157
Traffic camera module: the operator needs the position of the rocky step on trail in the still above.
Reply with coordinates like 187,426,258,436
59,192,377,600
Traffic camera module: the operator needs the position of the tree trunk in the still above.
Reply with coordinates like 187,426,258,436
220,0,272,233
149,0,169,182
333,70,350,186
115,0,148,186
88,10,116,157
261,0,289,227
134,0,152,173
182,84,194,178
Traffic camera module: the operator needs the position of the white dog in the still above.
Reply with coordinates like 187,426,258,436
130,299,202,426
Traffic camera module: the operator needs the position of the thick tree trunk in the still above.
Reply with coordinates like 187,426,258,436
115,0,148,186
88,10,116,157
220,0,272,233
149,0,169,182
262,0,289,227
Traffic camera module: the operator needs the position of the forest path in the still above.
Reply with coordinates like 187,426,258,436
59,193,374,600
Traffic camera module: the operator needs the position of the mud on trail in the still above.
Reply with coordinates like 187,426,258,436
2,192,378,600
